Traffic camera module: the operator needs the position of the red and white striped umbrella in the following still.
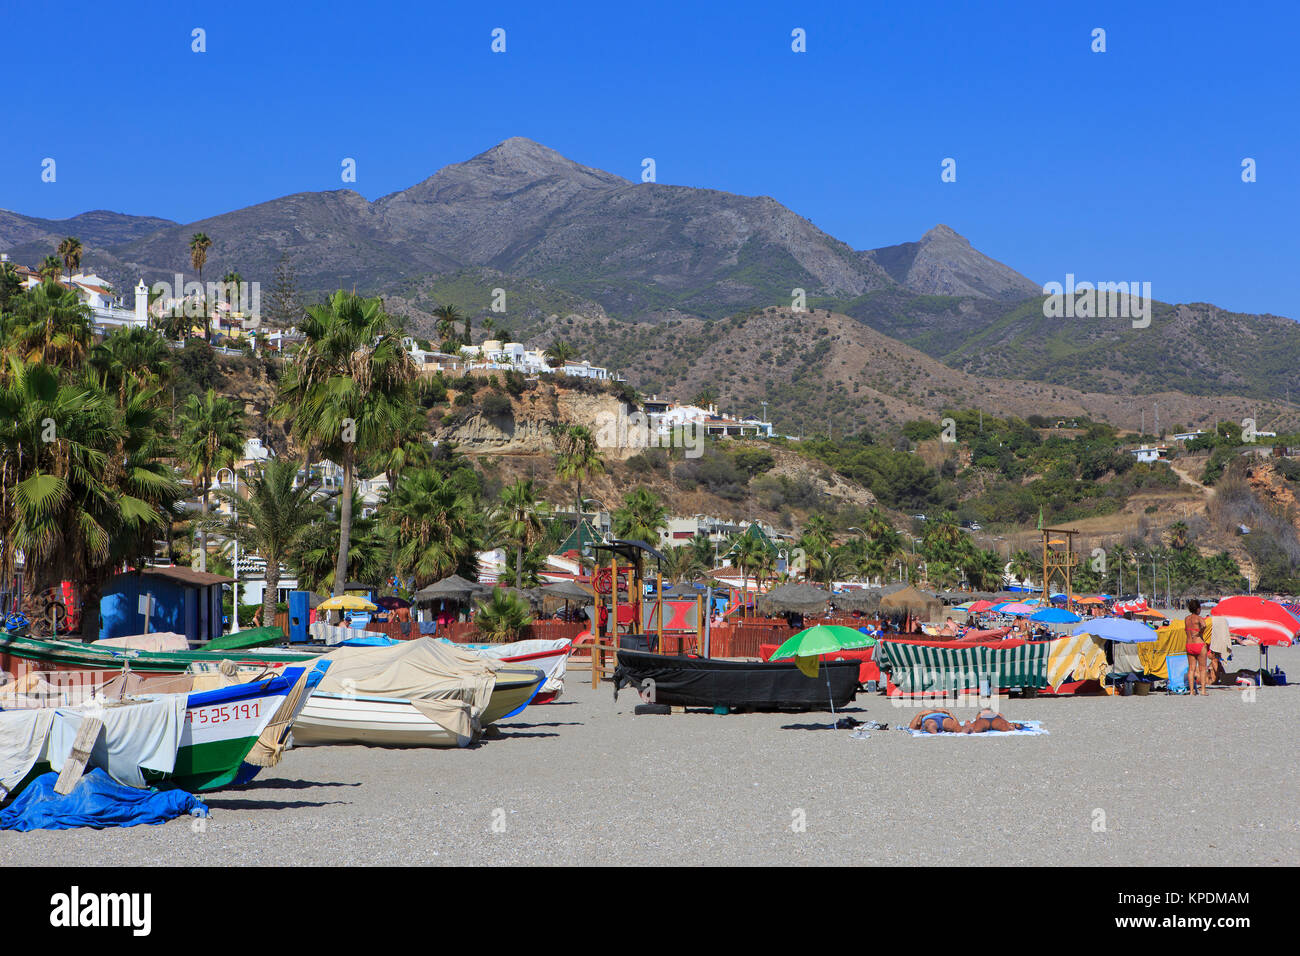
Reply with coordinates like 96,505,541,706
1208,595,1299,646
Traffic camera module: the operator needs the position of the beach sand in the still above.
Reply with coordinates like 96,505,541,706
5,644,1297,866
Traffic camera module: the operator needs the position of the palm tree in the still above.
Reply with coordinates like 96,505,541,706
177,388,245,572
57,236,83,289
189,233,213,340
433,304,462,344
219,458,320,630
0,261,23,311
295,488,388,592
473,588,532,643
274,290,417,596
1009,549,1037,589
544,341,576,369
494,478,547,589
553,423,605,524
6,280,92,366
0,359,180,639
728,533,771,615
382,467,481,587
612,487,667,543
38,255,63,283
661,544,705,584
88,326,172,400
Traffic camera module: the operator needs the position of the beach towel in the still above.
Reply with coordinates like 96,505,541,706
1142,621,1190,678
902,719,1048,738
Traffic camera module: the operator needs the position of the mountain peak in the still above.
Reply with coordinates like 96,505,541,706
865,225,1037,302
922,223,966,244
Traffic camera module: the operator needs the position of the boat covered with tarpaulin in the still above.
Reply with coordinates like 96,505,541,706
613,647,859,711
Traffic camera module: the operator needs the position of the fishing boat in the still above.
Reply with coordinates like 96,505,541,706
0,627,314,680
291,638,546,748
293,665,544,747
449,638,573,703
613,648,860,711
0,663,325,802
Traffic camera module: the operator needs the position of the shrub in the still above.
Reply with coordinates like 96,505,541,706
480,393,513,418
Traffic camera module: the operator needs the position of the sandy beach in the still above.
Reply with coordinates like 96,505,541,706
5,644,1297,867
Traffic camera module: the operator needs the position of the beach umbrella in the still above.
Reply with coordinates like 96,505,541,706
831,588,882,613
541,580,595,605
317,594,377,612
1208,595,1299,646
1030,608,1081,624
1001,602,1037,616
1071,617,1157,643
770,625,876,723
1207,595,1299,671
757,583,831,616
968,600,995,613
414,574,487,607
879,585,942,621
373,596,411,609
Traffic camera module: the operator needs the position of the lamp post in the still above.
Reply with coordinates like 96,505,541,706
214,467,238,632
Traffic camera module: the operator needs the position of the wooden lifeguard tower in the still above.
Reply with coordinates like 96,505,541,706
1041,526,1081,601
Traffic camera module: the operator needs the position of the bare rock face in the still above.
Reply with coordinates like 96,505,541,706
865,224,1040,302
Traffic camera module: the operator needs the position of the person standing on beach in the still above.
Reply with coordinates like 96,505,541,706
1184,599,1208,695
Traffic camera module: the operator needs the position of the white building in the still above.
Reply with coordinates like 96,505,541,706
1130,445,1168,463
643,398,774,440
456,341,612,380
14,261,149,331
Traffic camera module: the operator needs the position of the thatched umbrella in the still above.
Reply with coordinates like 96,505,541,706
831,588,882,613
413,574,487,607
540,580,595,605
879,585,943,621
757,583,831,616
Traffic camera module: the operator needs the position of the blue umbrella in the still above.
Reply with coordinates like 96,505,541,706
1070,617,1157,643
989,602,1013,613
1031,608,1081,623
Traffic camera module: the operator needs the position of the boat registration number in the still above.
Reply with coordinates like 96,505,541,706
188,701,260,726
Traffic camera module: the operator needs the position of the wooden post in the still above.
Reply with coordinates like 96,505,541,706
54,716,103,795
656,572,664,654
697,593,705,655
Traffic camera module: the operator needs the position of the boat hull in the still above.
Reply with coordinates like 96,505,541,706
292,693,472,747
0,628,312,680
614,649,860,710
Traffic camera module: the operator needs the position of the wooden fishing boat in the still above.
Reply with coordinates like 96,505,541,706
292,664,546,748
613,648,860,711
452,638,572,703
1,664,322,801
0,627,313,680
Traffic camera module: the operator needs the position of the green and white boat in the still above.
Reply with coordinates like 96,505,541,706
1,663,328,802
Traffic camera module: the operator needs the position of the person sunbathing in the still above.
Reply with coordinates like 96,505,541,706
965,709,1027,733
909,708,964,734
937,617,960,637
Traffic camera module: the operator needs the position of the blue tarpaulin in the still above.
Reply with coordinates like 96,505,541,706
0,768,208,831
338,634,398,647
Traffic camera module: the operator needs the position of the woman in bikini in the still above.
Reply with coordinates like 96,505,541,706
909,708,964,734
965,709,1027,733
1183,599,1208,696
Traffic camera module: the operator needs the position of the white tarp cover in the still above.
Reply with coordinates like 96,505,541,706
315,638,499,741
456,638,571,695
92,632,190,652
0,695,187,792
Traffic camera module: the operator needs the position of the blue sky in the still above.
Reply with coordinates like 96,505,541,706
2,0,1296,317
